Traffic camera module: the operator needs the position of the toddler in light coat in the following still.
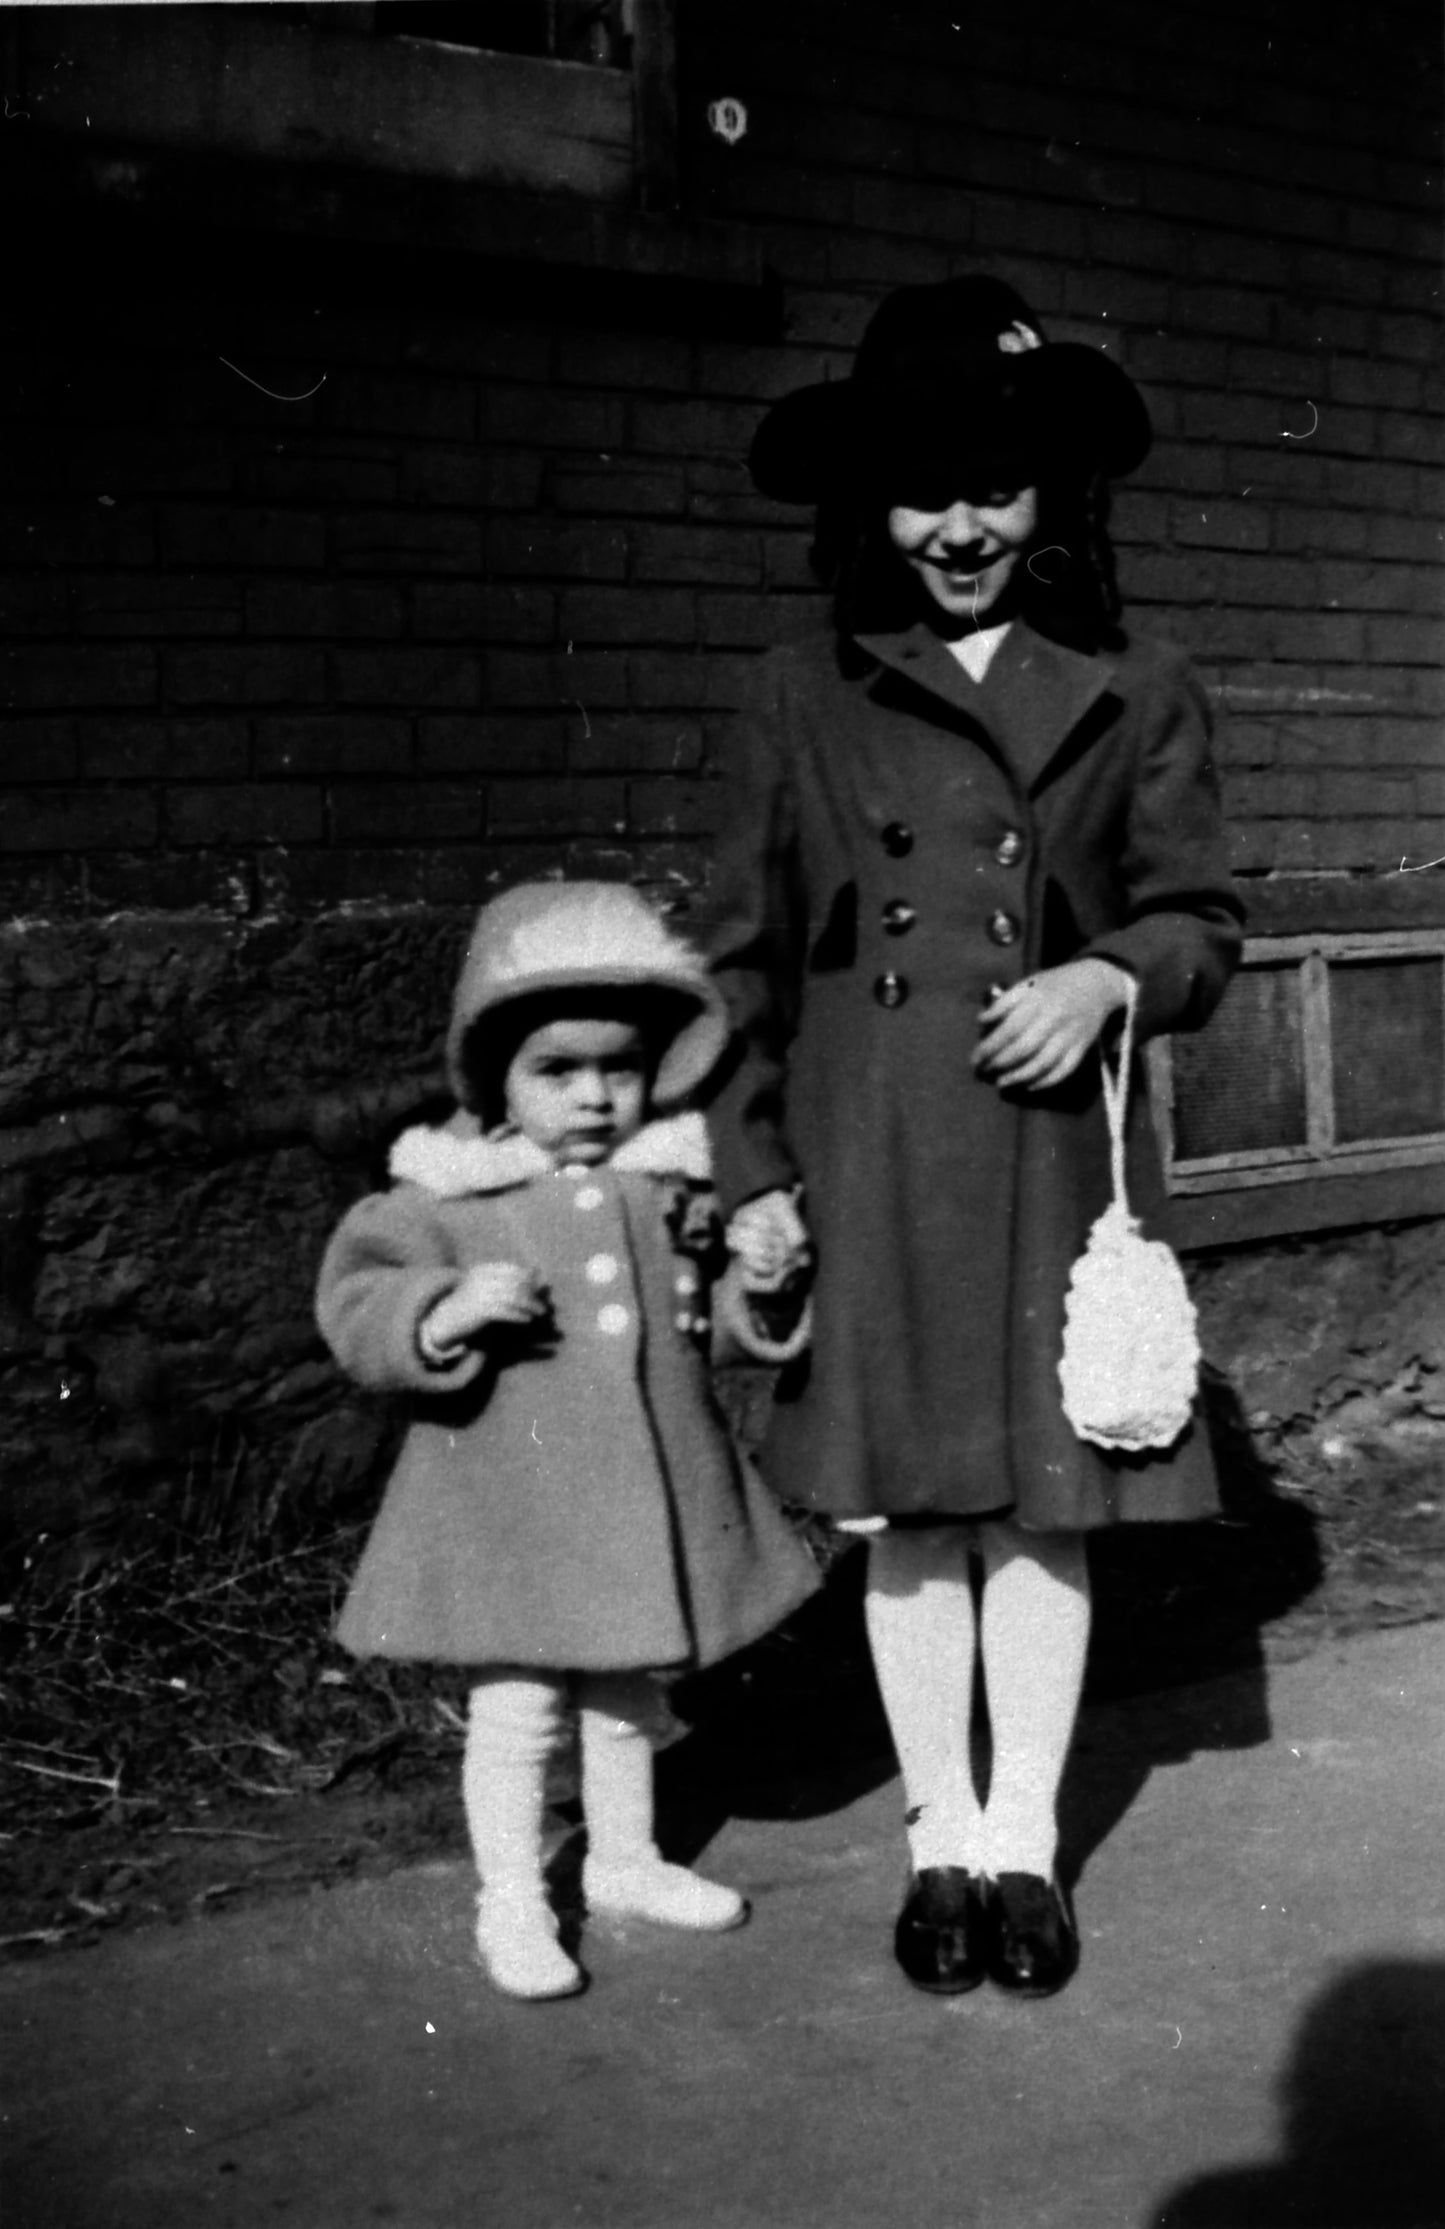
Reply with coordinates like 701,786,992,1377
317,881,818,2000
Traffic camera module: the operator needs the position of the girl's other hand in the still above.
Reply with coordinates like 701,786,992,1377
974,958,1133,1093
727,1189,812,1292
421,1262,550,1357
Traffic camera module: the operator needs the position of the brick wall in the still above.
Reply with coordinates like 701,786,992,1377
0,0,1440,1545
2,0,1440,925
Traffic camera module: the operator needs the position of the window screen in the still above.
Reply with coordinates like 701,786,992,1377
1153,933,1445,1199
1170,964,1307,1160
1331,956,1445,1144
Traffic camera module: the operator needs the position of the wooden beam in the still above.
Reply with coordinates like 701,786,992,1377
1164,1161,1445,1252
18,7,634,201
630,0,680,211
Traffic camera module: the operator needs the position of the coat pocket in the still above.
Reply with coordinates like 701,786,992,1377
808,881,858,972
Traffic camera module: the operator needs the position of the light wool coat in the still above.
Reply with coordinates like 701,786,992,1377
705,618,1245,1530
317,1113,819,1671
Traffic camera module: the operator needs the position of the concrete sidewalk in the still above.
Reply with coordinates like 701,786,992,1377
5,1621,1445,2229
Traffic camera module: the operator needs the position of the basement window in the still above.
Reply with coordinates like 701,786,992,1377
314,0,679,206
15,0,679,210
370,3,630,65
1149,931,1445,1201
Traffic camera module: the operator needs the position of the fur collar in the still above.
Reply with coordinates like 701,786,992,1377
389,1110,712,1198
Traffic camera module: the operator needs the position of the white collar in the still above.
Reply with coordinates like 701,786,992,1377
942,620,1012,682
389,1109,712,1198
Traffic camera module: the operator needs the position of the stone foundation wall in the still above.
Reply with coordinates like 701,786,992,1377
4,908,1440,1555
0,908,464,1548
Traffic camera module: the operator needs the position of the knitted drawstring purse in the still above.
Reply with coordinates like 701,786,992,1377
1057,982,1200,1452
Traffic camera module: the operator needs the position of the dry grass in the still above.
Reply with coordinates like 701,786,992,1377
0,1513,469,1944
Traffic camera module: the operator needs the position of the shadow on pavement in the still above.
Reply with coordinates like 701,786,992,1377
657,1550,895,1864
1087,1370,1324,1697
660,1373,1324,1886
1146,1959,1445,2227
1062,1370,1324,1887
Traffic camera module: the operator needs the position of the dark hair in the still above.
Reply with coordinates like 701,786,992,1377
459,985,698,1130
813,467,1125,655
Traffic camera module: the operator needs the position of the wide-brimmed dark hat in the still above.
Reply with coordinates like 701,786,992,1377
749,276,1151,502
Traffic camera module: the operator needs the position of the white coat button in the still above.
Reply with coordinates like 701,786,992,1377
586,1253,620,1284
574,1185,605,1211
597,1303,630,1336
674,1266,699,1294
675,1309,695,1333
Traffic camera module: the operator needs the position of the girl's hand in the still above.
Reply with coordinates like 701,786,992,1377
974,959,1133,1093
727,1190,812,1293
420,1262,550,1359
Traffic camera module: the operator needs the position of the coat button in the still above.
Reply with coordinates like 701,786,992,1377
573,1184,605,1211
994,828,1025,867
881,899,916,936
585,1253,620,1284
597,1303,630,1336
881,821,914,858
987,910,1021,947
873,972,909,1008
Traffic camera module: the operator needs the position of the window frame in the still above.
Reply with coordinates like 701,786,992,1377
1148,928,1445,1199
12,0,679,212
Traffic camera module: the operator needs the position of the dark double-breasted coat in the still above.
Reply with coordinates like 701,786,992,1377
704,617,1245,1531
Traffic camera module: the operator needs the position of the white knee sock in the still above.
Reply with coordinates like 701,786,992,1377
577,1670,665,1870
865,1527,985,1873
464,1670,583,1999
578,1671,747,1929
463,1668,568,1899
976,1521,1090,1880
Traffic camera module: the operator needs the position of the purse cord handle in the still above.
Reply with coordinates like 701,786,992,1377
1098,974,1140,1217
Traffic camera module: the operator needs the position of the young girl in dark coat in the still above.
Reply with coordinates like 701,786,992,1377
707,278,1244,1999
317,881,818,2000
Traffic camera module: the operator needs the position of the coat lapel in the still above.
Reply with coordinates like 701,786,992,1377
978,624,1120,793
854,620,1119,794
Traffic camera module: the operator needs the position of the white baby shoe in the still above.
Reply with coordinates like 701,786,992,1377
584,1855,748,1932
475,1888,584,2000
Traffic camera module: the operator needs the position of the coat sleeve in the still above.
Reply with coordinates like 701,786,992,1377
315,1187,487,1396
1077,652,1244,1039
703,653,810,1216
710,1257,813,1368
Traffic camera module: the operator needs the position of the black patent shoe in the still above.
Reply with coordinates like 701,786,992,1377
893,1867,989,1994
984,1872,1080,1997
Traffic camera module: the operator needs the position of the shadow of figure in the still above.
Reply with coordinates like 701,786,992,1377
654,1369,1324,1887
1147,1960,1445,2227
656,1543,896,1866
1058,1366,1323,1891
